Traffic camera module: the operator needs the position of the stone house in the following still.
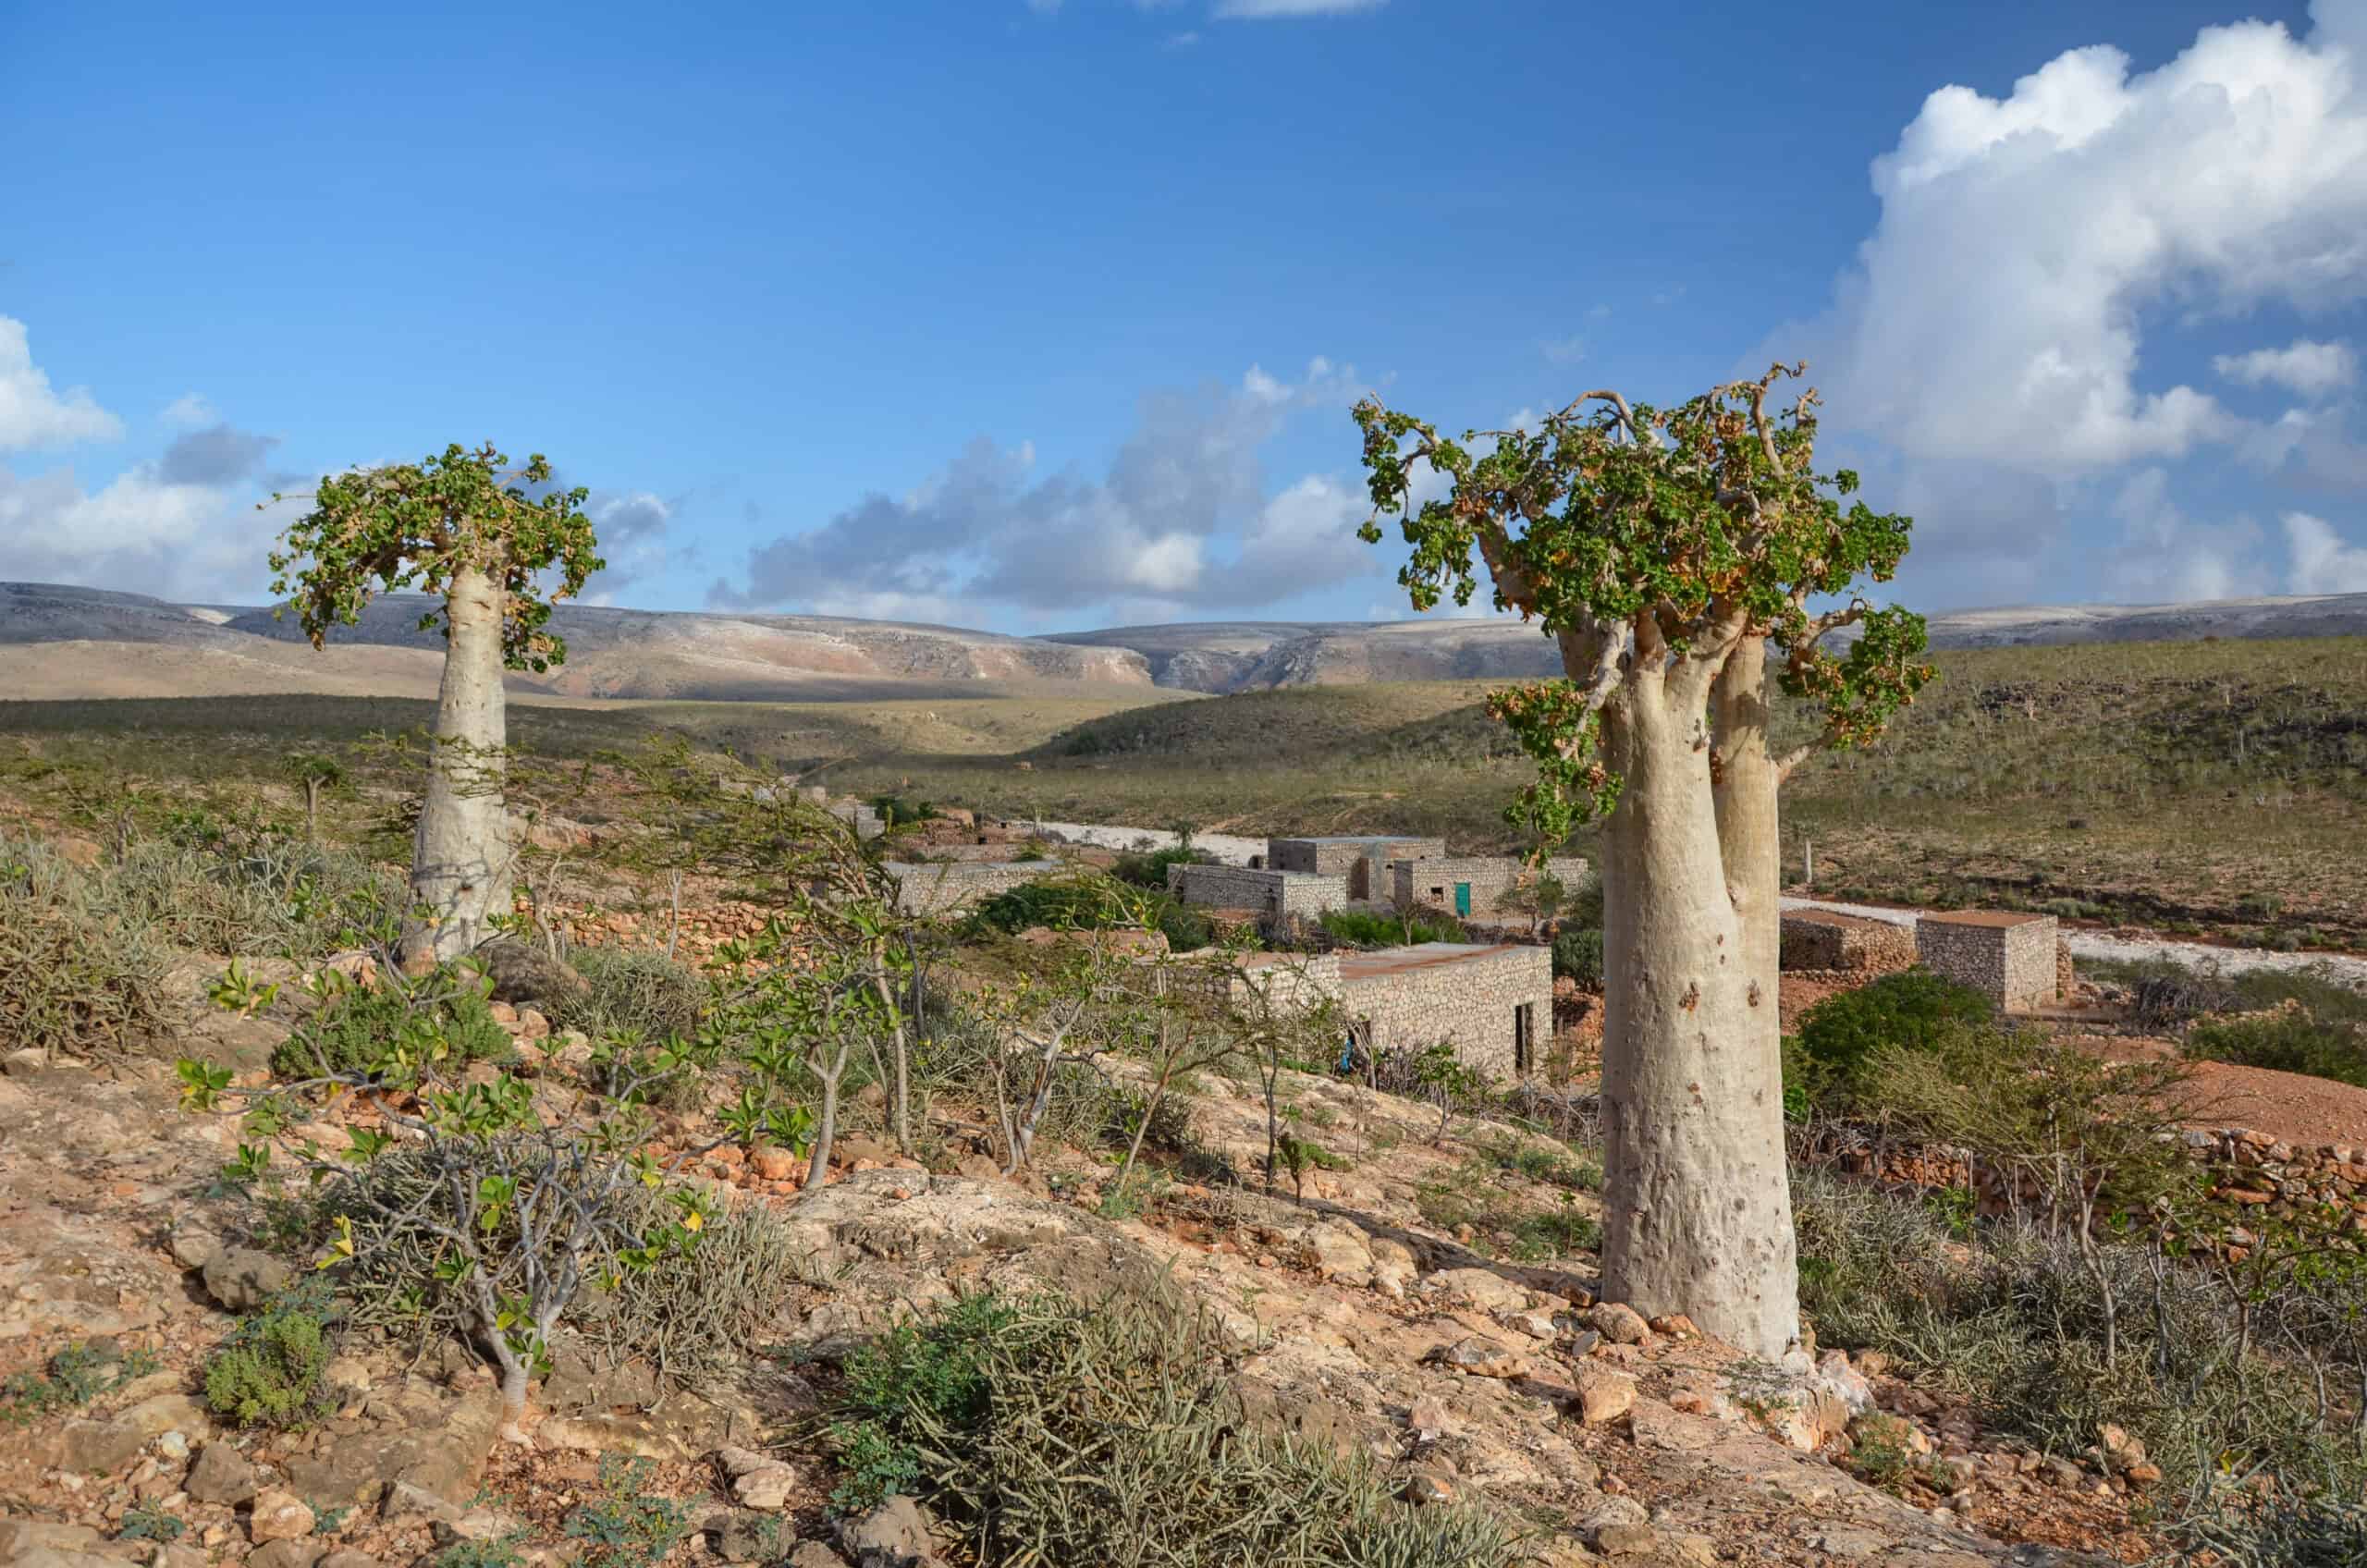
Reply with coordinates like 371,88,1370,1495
1779,909,1917,974
883,859,1064,917
1915,911,2059,1011
1335,942,1553,1080
1165,863,1349,921
1391,855,1588,922
1266,836,1446,900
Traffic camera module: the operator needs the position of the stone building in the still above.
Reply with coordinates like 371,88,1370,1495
1779,909,1917,974
1336,943,1553,1080
1391,855,1588,922
1266,836,1446,900
883,859,1064,917
1165,863,1349,920
1915,911,2059,1011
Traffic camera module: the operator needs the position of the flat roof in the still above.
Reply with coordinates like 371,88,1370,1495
1271,834,1439,846
1923,910,2048,928
1336,941,1533,980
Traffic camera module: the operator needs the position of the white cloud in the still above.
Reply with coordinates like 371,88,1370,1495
1160,30,1200,47
2099,467,2268,603
2284,510,2367,591
710,358,1382,620
1782,9,2367,476
1540,335,1587,365
160,392,215,429
1212,0,1383,17
0,459,294,603
2214,339,2359,398
0,317,122,451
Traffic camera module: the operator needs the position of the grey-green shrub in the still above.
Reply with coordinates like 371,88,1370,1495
550,947,707,1042
0,832,173,1059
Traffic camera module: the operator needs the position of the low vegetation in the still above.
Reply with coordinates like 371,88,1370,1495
202,1281,337,1428
1317,907,1468,949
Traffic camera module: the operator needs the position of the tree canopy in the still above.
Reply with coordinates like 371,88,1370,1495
267,443,603,672
1354,363,1934,842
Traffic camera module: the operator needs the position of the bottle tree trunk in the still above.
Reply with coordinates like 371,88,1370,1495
1596,655,1799,1361
399,566,513,973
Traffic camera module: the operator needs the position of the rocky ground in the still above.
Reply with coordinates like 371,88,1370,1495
0,952,2166,1568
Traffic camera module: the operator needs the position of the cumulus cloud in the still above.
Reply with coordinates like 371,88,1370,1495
0,317,122,451
2215,339,2359,398
160,393,215,429
0,447,299,604
2099,468,2268,603
1770,2,2367,605
2284,510,2367,591
709,360,1380,622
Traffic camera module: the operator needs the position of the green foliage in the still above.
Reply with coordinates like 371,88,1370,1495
1788,969,1993,1112
1,1341,160,1426
2160,1490,2367,1567
1476,1133,1601,1193
866,792,938,827
828,1288,1515,1566
434,1536,529,1568
1845,1413,1945,1497
1109,840,1214,889
964,875,1210,951
270,444,601,674
117,1506,186,1543
2185,1005,2367,1089
271,964,513,1080
1318,907,1469,949
1355,366,1932,844
562,1455,695,1568
1549,926,1602,989
550,946,707,1043
104,835,399,958
202,1282,335,1429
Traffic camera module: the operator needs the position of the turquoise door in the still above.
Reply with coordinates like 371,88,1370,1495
1453,882,1471,916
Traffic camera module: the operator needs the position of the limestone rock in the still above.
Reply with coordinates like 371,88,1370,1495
713,1513,793,1564
787,1547,852,1568
1367,1238,1417,1298
168,1213,225,1270
1586,1302,1649,1345
247,1489,315,1544
836,1496,942,1568
187,1441,260,1504
1429,1337,1528,1379
731,1463,803,1512
1301,1220,1374,1285
378,1481,463,1529
249,1542,325,1568
1425,1268,1529,1315
1572,1366,1636,1427
202,1248,291,1312
318,1553,381,1568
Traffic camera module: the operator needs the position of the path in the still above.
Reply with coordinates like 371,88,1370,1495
1026,819,1267,864
1783,896,2367,992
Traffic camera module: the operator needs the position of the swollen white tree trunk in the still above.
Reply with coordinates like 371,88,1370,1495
400,566,513,972
1596,652,1799,1360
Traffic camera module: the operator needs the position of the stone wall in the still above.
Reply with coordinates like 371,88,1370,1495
1779,911,1918,974
1391,856,1589,919
1915,912,2059,1011
1269,837,1447,900
1166,863,1349,918
1336,943,1554,1081
883,860,1063,917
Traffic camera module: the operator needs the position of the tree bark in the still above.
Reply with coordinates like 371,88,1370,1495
1596,653,1799,1360
400,566,513,972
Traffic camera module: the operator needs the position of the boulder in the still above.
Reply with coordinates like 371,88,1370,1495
1423,1268,1529,1315
1429,1337,1528,1379
1572,1366,1636,1427
1587,1302,1650,1345
247,1489,315,1544
472,940,588,1009
836,1496,943,1568
187,1441,260,1504
202,1248,291,1312
248,1542,325,1568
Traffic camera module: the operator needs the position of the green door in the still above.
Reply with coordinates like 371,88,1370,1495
1453,882,1471,916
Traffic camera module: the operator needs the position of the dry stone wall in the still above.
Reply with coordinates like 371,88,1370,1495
1779,911,1917,974
1269,836,1446,900
1166,863,1348,918
1392,856,1588,919
1337,943,1553,1080
884,860,1062,916
1915,912,2059,1011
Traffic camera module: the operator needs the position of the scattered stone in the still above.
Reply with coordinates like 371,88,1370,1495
378,1482,462,1529
1648,1314,1699,1339
1587,1302,1649,1345
319,1553,381,1568
751,1146,802,1182
732,1463,803,1512
1429,1337,1528,1379
1572,1366,1637,1427
247,1490,315,1544
786,1548,851,1568
836,1495,940,1568
249,1541,326,1568
1405,1398,1457,1439
1301,1221,1375,1285
1367,1238,1417,1298
1594,1522,1659,1557
202,1248,291,1313
1425,1268,1529,1315
434,1511,527,1547
167,1214,225,1271
187,1442,259,1505
714,1513,794,1564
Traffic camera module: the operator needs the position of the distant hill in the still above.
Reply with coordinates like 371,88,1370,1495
5,580,2365,702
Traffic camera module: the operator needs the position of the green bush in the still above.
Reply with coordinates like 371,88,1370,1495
106,837,399,958
1550,927,1602,988
1789,969,1993,1111
563,1455,694,1568
2185,1006,2367,1089
867,793,938,827
203,1283,335,1428
964,877,1210,951
0,833,174,1059
828,1289,1515,1566
2,1341,160,1425
1110,842,1214,889
1318,908,1468,949
550,947,706,1043
272,966,514,1080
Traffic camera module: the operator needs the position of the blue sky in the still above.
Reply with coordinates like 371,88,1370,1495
6,0,2366,633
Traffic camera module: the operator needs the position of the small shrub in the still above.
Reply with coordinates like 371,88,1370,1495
828,1289,1516,1566
964,876,1208,951
1,1341,160,1425
117,1506,186,1543
0,833,173,1060
2185,1004,2367,1089
1790,969,1993,1111
2160,1490,2367,1566
203,1283,335,1428
563,1454,695,1568
107,837,399,958
866,793,937,827
435,1537,529,1568
272,966,513,1080
1845,1412,1943,1496
550,947,706,1043
1318,908,1468,949
1110,842,1213,889
1550,927,1603,989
